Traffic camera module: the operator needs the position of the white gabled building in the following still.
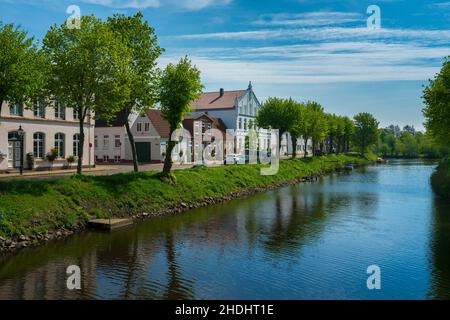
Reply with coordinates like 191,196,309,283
0,100,94,172
189,82,271,153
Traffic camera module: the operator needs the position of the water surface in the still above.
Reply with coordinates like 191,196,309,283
0,159,449,300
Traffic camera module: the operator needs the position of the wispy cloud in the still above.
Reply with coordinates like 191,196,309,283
81,0,231,9
252,11,363,27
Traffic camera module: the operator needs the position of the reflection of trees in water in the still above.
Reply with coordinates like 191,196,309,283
259,184,358,255
163,231,194,300
429,198,450,299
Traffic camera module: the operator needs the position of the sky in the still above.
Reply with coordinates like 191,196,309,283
1,0,450,130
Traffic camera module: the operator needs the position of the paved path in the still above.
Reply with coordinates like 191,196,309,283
0,162,196,181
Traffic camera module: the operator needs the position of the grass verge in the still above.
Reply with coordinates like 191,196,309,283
0,154,370,238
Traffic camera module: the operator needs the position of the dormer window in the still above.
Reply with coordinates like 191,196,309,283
33,98,45,118
55,100,66,120
9,103,23,116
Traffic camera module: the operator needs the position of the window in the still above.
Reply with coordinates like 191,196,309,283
144,123,150,132
33,99,45,118
9,103,23,116
114,135,121,148
103,155,109,162
55,101,65,120
137,123,142,132
73,108,80,120
54,133,65,158
114,155,121,163
33,132,45,158
94,135,98,148
103,135,109,150
194,121,200,134
238,118,242,130
73,134,80,157
244,119,248,131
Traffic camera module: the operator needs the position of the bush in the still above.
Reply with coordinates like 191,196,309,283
26,152,34,170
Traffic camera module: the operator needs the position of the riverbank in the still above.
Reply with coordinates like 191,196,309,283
431,157,450,198
0,154,372,254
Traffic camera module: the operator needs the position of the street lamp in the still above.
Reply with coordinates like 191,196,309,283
17,126,24,175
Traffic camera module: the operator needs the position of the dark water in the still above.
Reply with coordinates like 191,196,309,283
0,159,449,300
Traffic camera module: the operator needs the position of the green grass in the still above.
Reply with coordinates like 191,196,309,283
0,154,370,238
431,157,450,198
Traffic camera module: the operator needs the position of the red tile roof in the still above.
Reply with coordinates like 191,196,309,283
190,90,247,111
145,109,171,138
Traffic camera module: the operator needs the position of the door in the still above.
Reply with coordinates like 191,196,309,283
14,141,21,168
136,142,151,163
7,141,14,168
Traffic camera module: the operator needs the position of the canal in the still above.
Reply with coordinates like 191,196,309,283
0,159,449,299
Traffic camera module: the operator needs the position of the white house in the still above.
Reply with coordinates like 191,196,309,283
0,100,94,172
189,82,271,153
95,109,187,164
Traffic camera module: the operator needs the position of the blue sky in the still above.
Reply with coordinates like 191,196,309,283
1,0,450,129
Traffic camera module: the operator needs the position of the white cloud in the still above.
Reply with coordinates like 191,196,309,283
82,0,159,9
81,0,231,9
159,40,448,84
253,11,363,27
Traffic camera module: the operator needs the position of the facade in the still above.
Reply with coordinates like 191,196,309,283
94,113,129,164
0,100,94,172
189,82,271,154
182,113,228,163
280,132,313,158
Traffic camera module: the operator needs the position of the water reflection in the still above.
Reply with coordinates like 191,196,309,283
0,160,448,299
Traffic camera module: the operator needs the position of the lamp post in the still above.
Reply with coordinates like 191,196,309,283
17,126,24,175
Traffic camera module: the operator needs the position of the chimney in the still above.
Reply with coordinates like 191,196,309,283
219,88,224,97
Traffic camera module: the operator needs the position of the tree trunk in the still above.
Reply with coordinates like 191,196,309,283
304,137,309,159
125,120,139,172
77,116,85,175
278,131,283,155
162,129,176,175
291,135,297,159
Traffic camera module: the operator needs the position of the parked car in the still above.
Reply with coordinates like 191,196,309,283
225,154,246,165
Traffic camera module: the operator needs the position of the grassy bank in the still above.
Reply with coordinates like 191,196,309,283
431,157,450,198
0,154,370,240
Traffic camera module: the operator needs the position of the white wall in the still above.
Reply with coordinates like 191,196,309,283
0,101,94,171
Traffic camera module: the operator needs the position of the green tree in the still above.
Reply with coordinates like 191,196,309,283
423,57,450,147
304,101,328,155
257,97,297,153
0,21,48,114
353,112,379,154
158,57,203,181
43,15,131,174
286,100,305,158
107,12,163,172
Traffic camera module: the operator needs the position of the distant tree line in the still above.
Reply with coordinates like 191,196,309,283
376,125,449,159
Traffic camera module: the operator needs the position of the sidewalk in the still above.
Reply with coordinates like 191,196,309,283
0,162,196,180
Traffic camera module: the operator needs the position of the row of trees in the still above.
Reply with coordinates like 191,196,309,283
1,14,203,178
376,125,449,159
256,98,379,157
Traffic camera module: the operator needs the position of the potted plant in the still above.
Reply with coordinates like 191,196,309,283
26,152,34,170
67,155,76,169
46,148,58,171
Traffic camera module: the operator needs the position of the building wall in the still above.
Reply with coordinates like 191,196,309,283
0,101,94,171
94,126,127,163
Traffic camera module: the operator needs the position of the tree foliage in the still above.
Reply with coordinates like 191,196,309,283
43,15,132,174
353,112,379,154
107,12,163,172
158,56,203,179
0,21,48,113
423,57,450,147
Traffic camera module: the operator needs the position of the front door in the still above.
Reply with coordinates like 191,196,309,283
14,141,21,168
136,142,151,163
7,141,14,168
